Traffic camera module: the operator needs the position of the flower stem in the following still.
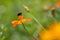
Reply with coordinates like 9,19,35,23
22,24,38,40
22,24,30,35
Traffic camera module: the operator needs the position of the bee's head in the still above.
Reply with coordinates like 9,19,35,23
17,12,22,16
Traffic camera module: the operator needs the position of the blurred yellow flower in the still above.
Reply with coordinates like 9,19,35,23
39,22,60,40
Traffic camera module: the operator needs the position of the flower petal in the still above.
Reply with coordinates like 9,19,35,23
26,18,32,22
11,20,18,27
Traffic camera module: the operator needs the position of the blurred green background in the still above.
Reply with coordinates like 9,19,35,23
0,0,59,40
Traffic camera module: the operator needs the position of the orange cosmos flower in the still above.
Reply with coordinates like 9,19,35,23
56,1,60,7
12,12,32,27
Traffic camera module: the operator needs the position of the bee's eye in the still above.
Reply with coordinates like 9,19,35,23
17,12,22,16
